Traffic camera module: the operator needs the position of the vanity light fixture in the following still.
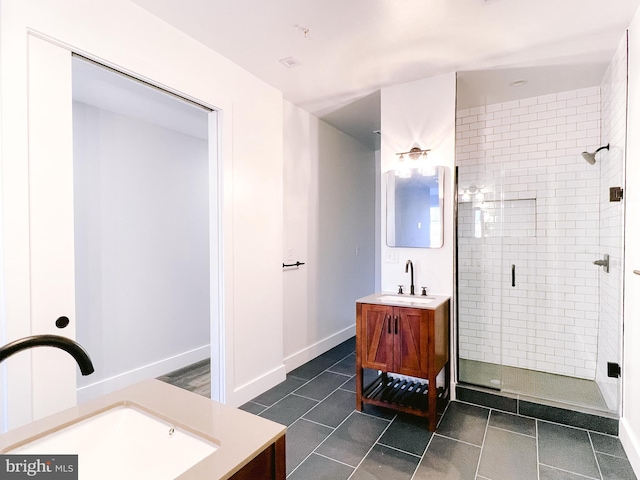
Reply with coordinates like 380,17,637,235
460,185,484,202
396,146,430,161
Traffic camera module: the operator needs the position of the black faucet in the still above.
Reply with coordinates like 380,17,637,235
0,334,94,375
405,260,415,295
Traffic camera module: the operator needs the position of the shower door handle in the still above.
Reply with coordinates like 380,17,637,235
511,264,516,287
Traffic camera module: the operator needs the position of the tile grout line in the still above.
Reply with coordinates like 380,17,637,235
455,398,616,438
536,418,540,480
282,347,366,477
409,401,452,480
587,430,605,480
284,372,360,417
473,408,491,479
325,369,354,378
286,346,354,382
274,347,363,477
538,463,601,479
287,350,356,397
291,392,325,402
487,424,536,438
430,432,485,449
296,417,336,431
375,442,423,459
354,409,393,422
287,409,361,478
259,352,355,416
257,390,318,418
337,385,356,394
312,452,357,469
595,450,630,460
345,411,398,479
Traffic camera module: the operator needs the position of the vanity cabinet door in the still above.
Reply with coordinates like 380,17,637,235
360,304,394,371
394,307,430,378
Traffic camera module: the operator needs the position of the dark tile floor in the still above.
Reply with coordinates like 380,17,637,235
160,338,637,480
239,338,637,480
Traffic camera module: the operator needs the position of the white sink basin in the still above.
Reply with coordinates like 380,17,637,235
9,405,218,480
377,294,434,305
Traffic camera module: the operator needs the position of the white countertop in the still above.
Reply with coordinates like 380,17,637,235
0,379,285,479
357,292,450,310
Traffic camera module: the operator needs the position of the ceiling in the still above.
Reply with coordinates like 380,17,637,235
73,56,210,140
132,0,640,148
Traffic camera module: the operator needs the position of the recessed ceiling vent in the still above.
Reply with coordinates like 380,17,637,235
279,57,301,68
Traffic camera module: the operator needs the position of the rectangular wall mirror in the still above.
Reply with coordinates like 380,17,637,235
386,166,444,248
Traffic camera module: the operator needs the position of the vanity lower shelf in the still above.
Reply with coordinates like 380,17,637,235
361,373,447,417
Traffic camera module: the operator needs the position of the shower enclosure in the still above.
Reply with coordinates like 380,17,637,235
455,37,626,415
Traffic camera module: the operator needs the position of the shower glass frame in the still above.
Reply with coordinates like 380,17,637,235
454,79,624,416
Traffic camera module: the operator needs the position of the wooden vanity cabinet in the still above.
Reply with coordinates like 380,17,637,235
229,434,285,480
356,300,450,431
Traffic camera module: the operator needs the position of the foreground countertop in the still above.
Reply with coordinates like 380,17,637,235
0,379,286,480
357,292,450,310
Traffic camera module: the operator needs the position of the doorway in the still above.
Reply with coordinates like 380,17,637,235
72,56,216,402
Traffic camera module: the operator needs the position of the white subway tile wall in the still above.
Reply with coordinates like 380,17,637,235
457,85,603,379
596,34,626,410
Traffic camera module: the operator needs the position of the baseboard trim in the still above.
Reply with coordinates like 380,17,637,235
620,418,640,477
231,364,287,407
77,345,210,403
283,325,356,372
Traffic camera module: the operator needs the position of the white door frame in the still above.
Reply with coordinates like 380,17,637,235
1,32,224,430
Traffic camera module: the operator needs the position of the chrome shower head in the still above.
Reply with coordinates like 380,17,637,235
581,151,597,165
581,144,609,165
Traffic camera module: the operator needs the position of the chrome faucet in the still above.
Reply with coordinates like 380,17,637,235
405,260,415,295
0,334,94,375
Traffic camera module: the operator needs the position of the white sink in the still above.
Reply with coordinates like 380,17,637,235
377,294,434,305
9,405,218,480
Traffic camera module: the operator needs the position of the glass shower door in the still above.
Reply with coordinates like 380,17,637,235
457,157,506,391
456,69,625,414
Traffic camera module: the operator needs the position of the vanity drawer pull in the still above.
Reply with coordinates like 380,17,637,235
634,270,640,275
387,315,391,334
394,316,398,335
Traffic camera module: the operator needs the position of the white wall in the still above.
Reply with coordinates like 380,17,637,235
73,102,210,402
283,101,375,370
0,0,283,429
621,6,640,474
380,73,457,297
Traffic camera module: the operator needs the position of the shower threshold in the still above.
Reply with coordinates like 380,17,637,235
458,358,612,413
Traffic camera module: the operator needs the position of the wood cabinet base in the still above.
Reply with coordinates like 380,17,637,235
355,299,450,431
229,434,285,480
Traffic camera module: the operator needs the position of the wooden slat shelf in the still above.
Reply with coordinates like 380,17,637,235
361,373,447,418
